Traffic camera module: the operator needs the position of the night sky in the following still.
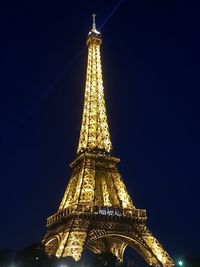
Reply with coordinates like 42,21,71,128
0,0,200,262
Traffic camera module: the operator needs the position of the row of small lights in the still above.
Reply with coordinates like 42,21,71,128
35,256,184,266
11,256,184,267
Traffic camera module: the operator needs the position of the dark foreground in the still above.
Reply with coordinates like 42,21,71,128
0,243,199,267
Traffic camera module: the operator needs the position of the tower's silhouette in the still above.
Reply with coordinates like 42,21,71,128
43,16,174,267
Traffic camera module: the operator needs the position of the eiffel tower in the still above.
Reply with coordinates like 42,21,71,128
43,16,174,267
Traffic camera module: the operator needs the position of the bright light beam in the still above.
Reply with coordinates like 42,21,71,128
0,0,124,151
100,0,124,30
0,47,86,151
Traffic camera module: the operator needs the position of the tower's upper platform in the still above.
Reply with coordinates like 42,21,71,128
77,15,112,155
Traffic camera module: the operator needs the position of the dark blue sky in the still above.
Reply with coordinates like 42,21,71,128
0,0,200,261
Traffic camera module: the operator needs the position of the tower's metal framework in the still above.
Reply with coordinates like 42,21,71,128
43,17,174,267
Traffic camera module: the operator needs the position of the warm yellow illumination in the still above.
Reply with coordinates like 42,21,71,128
57,231,87,261
77,32,112,154
58,154,134,210
43,20,174,267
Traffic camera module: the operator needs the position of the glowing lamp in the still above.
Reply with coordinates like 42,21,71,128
178,260,183,266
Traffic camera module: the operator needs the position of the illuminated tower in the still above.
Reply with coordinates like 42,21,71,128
43,16,174,267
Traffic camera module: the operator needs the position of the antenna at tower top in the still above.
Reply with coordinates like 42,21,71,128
89,13,100,35
92,13,96,31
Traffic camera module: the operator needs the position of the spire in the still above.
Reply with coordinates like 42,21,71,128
77,17,112,154
88,13,100,35
92,13,96,31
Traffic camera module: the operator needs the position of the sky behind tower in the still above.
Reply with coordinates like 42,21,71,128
0,0,200,262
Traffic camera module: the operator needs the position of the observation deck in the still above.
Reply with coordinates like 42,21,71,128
47,205,147,227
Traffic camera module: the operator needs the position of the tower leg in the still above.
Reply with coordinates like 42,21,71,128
109,239,127,262
141,228,174,267
55,219,90,261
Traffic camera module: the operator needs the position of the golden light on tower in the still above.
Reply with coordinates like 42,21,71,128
42,16,174,267
78,14,112,154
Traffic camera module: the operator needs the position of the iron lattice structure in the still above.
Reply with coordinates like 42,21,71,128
43,19,174,267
